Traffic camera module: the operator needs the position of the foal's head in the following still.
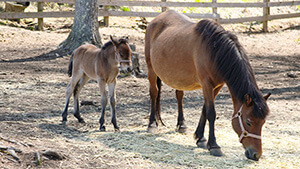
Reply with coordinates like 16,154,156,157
110,36,132,73
232,93,271,161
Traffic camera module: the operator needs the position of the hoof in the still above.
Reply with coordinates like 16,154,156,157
176,124,188,134
196,138,207,149
114,128,120,133
147,122,158,133
100,126,106,132
61,121,67,125
78,118,85,123
209,148,224,157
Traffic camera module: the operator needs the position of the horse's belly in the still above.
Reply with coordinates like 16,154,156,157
163,78,202,91
151,60,202,91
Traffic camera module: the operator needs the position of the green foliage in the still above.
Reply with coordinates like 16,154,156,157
120,6,130,12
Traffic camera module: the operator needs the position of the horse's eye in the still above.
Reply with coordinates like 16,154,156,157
246,119,252,127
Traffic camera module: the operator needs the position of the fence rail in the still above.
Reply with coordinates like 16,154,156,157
0,0,300,32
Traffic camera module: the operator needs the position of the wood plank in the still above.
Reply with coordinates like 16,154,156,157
219,16,266,24
268,13,300,20
269,1,300,7
98,1,266,8
219,13,300,24
0,11,74,19
0,0,75,4
98,10,219,19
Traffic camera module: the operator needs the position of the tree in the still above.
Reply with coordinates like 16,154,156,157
56,0,102,56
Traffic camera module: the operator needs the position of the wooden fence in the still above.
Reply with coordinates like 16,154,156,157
0,0,300,32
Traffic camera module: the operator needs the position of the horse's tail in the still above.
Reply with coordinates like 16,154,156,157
156,77,165,126
67,54,73,77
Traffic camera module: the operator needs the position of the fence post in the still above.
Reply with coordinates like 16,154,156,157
161,0,167,12
212,0,218,22
37,2,43,30
104,6,109,26
263,0,270,32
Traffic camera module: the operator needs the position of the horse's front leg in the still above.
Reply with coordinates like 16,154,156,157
98,78,107,132
175,90,187,133
194,104,207,148
108,80,119,132
206,103,223,156
198,85,223,156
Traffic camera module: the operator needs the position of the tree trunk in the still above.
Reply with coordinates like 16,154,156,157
57,0,102,56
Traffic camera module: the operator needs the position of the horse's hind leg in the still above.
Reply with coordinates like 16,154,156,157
98,78,107,131
62,82,72,124
73,74,89,123
108,80,119,132
175,90,187,133
147,68,161,133
62,70,84,124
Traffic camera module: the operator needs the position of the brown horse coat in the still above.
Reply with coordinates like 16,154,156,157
62,36,132,132
145,10,270,160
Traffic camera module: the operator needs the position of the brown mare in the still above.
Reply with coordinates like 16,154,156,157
145,10,271,161
62,36,132,132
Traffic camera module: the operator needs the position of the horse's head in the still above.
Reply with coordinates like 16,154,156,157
232,93,271,161
110,36,132,73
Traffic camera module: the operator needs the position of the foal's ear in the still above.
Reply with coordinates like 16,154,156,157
110,35,119,47
263,93,271,101
125,36,129,42
244,94,253,107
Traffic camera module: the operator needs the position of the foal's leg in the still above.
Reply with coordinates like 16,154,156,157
98,78,107,131
195,84,223,156
175,90,187,133
147,68,160,133
62,71,84,124
73,74,89,123
108,80,119,132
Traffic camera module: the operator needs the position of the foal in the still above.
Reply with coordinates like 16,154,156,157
62,36,132,132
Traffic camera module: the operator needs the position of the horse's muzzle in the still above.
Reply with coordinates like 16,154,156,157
245,148,261,161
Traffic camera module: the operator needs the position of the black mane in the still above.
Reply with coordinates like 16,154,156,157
195,19,269,118
101,38,128,50
101,41,113,50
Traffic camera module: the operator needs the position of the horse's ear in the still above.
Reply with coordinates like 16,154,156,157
125,37,129,42
244,94,253,107
263,93,271,101
110,35,118,47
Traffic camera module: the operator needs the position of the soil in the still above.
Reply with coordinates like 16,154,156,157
0,16,299,169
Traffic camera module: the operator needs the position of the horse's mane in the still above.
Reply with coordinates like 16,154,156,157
195,19,269,119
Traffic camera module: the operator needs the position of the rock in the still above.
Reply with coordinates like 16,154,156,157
287,72,297,78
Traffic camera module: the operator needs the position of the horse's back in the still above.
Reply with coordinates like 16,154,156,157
73,44,100,79
146,10,192,42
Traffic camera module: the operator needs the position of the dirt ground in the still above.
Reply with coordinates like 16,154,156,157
0,16,300,169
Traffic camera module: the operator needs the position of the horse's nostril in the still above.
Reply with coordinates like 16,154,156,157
127,67,132,72
245,149,260,161
253,152,260,161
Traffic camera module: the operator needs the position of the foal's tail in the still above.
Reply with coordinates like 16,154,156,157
67,54,73,77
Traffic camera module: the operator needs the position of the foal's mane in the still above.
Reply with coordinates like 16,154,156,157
195,19,268,118
101,38,128,50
